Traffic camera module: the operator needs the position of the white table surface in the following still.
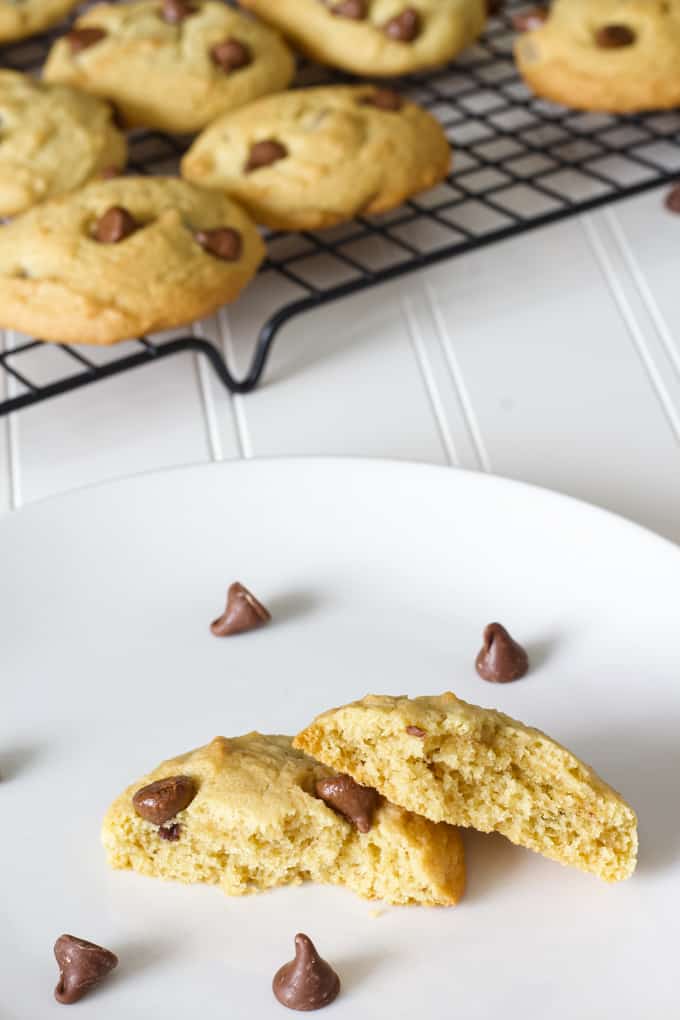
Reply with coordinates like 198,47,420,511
2,183,679,544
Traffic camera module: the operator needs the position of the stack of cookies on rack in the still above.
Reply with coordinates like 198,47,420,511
0,0,677,345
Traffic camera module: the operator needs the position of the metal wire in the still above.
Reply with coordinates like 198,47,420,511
1,0,678,414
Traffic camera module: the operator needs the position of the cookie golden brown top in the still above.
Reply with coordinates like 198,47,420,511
43,0,296,133
0,71,126,218
0,0,77,42
0,177,265,345
182,85,452,230
295,691,638,882
515,0,680,112
238,0,487,76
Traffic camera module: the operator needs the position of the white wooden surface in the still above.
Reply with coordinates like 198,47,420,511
2,184,679,544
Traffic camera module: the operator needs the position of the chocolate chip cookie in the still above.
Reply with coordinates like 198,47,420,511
0,0,78,42
295,692,638,883
102,733,466,905
0,178,265,345
515,0,680,111
238,0,487,76
43,0,295,133
182,85,452,230
0,71,126,218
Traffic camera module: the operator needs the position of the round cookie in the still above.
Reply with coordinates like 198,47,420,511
43,0,296,133
181,85,452,230
0,0,78,43
515,0,680,112
0,178,265,345
237,0,488,77
0,71,126,219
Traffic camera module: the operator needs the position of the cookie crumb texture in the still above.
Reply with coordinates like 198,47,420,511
182,85,452,230
0,72,126,218
0,0,78,42
294,692,638,883
238,0,487,76
515,0,680,112
43,0,295,133
0,177,264,345
102,733,466,906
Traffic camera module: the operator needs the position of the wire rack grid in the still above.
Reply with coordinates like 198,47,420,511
1,1,679,416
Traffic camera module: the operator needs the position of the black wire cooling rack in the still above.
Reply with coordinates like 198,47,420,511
1,2,680,416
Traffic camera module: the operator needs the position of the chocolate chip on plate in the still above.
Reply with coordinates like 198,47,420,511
211,38,253,72
475,622,529,683
210,581,271,636
362,89,403,111
383,8,421,42
594,24,635,48
316,774,379,833
94,206,138,244
161,0,197,23
406,725,426,737
54,935,118,1005
331,0,367,19
273,933,340,1012
512,7,548,31
132,775,196,825
67,28,107,53
664,182,680,213
245,139,288,173
195,227,242,261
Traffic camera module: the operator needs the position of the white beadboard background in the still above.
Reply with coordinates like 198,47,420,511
2,185,679,545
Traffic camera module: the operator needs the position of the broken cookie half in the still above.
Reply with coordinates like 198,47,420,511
102,732,465,906
294,692,638,883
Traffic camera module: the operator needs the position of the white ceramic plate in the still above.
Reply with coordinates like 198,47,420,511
3,459,679,1019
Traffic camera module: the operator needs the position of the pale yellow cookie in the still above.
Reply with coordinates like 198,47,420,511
0,71,126,219
295,692,638,882
182,85,452,230
102,733,466,906
238,0,487,77
0,177,265,345
515,0,680,112
43,0,295,133
0,0,77,42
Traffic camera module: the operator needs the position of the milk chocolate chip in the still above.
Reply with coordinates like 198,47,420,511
211,38,253,72
383,8,421,42
512,7,548,30
94,206,138,244
316,774,379,833
54,935,118,1005
67,27,107,53
273,934,340,1012
595,24,635,47
132,775,196,825
195,227,242,261
161,0,196,23
210,581,271,636
362,89,403,111
406,725,426,737
245,139,288,172
331,0,367,18
158,822,181,841
475,622,529,683
665,183,680,213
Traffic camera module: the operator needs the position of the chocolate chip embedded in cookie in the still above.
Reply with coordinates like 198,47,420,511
54,935,118,1005
316,774,379,832
0,177,265,345
182,85,451,231
273,934,340,1012
0,0,79,44
102,733,466,905
133,775,196,825
43,0,295,133
515,0,680,113
0,71,127,218
238,0,488,77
